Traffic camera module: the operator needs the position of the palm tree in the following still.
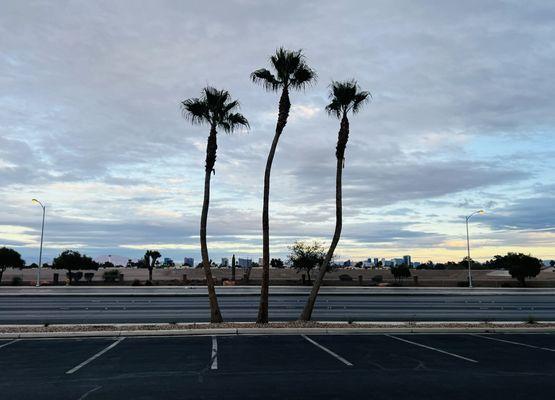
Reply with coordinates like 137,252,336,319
251,48,316,323
299,80,370,321
144,250,161,283
181,87,249,323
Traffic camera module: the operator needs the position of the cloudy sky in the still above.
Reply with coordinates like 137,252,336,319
1,0,554,264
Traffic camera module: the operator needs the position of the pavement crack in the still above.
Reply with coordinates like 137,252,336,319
77,385,101,400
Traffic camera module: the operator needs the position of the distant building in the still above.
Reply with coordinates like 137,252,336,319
343,260,352,267
392,258,404,266
258,257,263,265
163,257,174,267
238,258,252,268
384,260,394,267
373,258,379,266
221,258,229,267
413,261,421,268
183,257,194,267
403,255,412,266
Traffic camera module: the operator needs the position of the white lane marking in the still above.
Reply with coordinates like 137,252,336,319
301,335,353,366
470,334,555,352
385,334,478,363
211,336,218,370
0,339,20,349
77,386,102,400
66,338,125,374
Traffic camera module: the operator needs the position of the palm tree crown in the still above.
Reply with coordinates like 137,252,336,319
181,87,249,132
325,80,370,118
251,48,316,91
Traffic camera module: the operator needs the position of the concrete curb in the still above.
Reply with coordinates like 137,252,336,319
2,326,554,339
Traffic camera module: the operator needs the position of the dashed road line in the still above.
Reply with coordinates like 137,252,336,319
0,339,20,349
211,336,218,370
385,334,478,363
470,334,555,352
66,338,125,374
301,335,353,366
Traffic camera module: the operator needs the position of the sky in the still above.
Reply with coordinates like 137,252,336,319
1,0,554,265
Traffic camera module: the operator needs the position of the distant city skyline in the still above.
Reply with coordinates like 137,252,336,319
1,1,554,264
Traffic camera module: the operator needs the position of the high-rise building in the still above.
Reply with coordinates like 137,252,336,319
238,258,252,268
373,258,379,266
183,257,194,267
221,258,229,267
403,255,412,266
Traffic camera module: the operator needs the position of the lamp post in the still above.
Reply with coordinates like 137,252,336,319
32,199,46,287
465,209,484,288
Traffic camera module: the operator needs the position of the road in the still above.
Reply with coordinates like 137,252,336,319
1,333,554,399
1,293,554,324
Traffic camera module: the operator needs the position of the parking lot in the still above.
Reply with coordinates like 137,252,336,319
0,333,554,399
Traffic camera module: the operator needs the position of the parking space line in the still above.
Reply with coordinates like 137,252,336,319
66,338,125,374
0,339,20,349
385,334,478,363
211,336,218,370
301,335,353,366
470,334,555,352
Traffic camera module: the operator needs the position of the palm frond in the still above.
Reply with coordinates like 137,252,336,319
181,98,210,125
251,68,281,91
221,112,249,133
327,80,370,116
290,62,317,89
325,99,342,119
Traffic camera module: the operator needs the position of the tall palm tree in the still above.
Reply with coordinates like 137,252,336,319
299,80,370,321
251,48,316,323
181,87,249,323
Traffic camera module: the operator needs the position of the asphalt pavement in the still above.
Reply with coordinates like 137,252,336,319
0,293,554,324
0,333,554,399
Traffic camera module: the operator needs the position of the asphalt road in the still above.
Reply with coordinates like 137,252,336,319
1,294,554,324
1,333,554,399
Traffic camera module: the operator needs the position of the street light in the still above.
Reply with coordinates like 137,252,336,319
32,199,46,287
465,209,484,288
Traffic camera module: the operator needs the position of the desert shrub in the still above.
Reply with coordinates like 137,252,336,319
338,274,353,281
371,275,383,283
11,276,23,286
103,269,119,283
132,279,142,286
84,272,95,283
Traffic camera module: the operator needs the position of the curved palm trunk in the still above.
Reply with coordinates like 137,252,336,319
257,86,291,324
299,113,349,321
201,126,224,323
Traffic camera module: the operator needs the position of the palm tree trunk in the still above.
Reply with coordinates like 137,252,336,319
201,126,224,323
257,86,290,324
299,113,349,321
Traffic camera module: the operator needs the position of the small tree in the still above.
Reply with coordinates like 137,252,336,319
288,241,326,283
490,252,542,286
391,263,411,285
0,247,25,284
144,250,161,283
270,258,284,268
52,250,98,285
550,260,555,268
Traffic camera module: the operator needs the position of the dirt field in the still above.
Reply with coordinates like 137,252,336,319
2,266,555,287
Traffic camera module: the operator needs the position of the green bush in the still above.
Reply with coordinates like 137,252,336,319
11,276,23,286
84,272,95,283
103,269,119,283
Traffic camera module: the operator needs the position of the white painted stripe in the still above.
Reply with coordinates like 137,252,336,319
471,334,555,352
385,334,478,363
0,339,20,349
211,336,218,370
66,338,125,374
301,335,353,366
